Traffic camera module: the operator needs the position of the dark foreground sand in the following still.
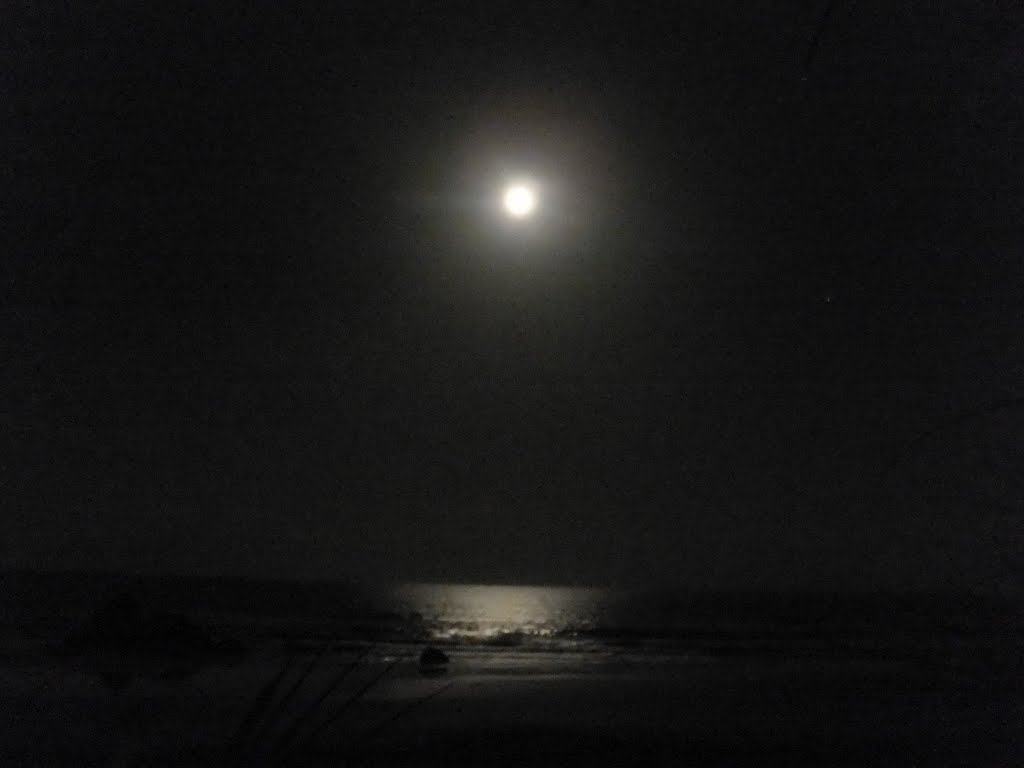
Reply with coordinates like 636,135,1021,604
2,650,1022,767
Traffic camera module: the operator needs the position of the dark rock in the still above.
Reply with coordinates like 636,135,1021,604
419,646,449,667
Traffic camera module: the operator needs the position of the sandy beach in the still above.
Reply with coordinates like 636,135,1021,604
3,646,1022,767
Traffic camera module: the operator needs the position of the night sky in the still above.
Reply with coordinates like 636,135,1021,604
5,2,1023,590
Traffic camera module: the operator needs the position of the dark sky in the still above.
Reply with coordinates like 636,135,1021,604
4,1,1023,590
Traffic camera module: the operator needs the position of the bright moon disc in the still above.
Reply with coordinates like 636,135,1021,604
502,184,537,218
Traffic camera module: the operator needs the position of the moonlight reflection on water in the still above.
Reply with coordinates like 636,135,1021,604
393,583,607,643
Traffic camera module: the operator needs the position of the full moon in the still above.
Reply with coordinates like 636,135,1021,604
502,184,537,218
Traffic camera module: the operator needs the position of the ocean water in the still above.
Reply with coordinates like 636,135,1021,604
374,582,1023,663
389,582,609,648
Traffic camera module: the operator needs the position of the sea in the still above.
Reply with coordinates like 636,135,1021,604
387,582,1024,673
